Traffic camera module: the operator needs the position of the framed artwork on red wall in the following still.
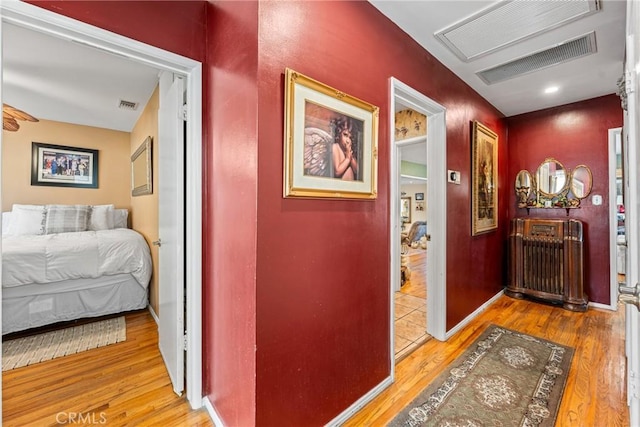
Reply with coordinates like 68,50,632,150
283,68,379,199
471,121,498,235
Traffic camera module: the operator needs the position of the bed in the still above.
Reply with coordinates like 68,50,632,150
2,204,152,335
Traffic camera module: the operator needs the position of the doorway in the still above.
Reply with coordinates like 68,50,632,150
389,78,447,374
0,1,203,408
609,127,623,309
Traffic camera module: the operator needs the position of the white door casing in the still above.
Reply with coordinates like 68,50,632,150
0,1,203,408
389,78,447,379
621,0,640,420
158,71,185,396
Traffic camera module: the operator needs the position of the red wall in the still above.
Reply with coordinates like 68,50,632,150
507,95,623,305
255,1,506,424
27,1,509,425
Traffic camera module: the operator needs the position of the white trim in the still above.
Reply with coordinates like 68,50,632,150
148,304,160,325
0,0,203,410
608,127,623,311
390,79,448,377
203,396,224,427
324,376,394,427
445,290,504,339
590,301,617,311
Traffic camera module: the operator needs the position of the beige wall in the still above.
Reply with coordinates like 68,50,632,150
2,119,131,211
130,86,160,314
401,183,428,228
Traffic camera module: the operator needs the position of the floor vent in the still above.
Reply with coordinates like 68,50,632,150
435,0,599,62
476,32,597,85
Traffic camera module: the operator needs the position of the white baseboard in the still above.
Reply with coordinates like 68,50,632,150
325,376,393,426
147,304,159,326
203,396,224,427
589,301,617,311
445,290,505,340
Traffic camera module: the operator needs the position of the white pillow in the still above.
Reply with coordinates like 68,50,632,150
44,204,90,234
113,209,129,228
89,204,115,231
2,212,12,235
7,204,46,236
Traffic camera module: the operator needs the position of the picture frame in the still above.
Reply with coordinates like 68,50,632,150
131,136,153,196
31,142,98,188
471,121,498,235
415,192,424,201
283,68,379,199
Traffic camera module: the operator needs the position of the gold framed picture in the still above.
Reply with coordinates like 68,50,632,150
471,121,498,235
283,68,379,199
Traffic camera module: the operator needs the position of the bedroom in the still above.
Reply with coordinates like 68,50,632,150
1,9,202,415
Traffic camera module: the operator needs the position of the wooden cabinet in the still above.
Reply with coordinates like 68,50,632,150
507,218,588,311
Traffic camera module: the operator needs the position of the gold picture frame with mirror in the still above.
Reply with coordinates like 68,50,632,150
131,136,152,196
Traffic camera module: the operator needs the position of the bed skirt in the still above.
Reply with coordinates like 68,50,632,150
2,273,148,335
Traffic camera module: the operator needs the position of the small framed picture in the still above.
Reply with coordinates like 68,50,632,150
31,142,98,188
415,192,424,201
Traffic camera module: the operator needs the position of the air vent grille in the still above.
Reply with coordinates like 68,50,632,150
118,100,139,111
476,32,597,85
435,0,599,61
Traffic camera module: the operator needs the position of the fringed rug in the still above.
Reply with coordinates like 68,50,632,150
389,325,574,427
2,316,126,371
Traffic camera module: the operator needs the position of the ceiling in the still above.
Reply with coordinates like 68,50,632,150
2,22,161,132
370,0,626,118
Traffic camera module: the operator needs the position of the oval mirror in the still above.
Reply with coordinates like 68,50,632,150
515,170,533,205
570,165,593,199
536,158,567,196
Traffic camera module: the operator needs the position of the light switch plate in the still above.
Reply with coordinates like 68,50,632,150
448,170,461,184
592,194,602,206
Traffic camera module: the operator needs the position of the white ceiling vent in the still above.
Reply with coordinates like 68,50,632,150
435,0,600,62
476,32,597,85
118,99,139,111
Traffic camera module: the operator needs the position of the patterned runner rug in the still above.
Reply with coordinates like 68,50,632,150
2,316,126,371
389,325,574,427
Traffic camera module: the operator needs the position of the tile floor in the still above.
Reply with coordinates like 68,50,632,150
394,292,428,360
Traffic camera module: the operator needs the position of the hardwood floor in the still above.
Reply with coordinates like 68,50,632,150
2,310,212,427
345,295,629,426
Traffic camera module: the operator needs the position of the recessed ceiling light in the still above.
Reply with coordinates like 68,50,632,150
544,86,559,94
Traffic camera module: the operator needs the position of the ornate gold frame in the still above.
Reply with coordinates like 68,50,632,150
283,68,379,199
471,121,498,235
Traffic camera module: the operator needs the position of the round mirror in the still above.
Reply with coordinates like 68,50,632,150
570,165,593,199
536,158,567,196
515,170,533,206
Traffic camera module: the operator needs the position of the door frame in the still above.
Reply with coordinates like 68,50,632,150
0,1,203,409
389,78,447,381
608,127,622,311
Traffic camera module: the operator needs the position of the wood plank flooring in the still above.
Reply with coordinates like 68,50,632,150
345,295,629,426
2,310,212,427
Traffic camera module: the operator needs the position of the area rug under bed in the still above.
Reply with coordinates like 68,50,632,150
2,316,126,371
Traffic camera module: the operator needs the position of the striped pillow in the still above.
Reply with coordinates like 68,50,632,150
44,205,90,234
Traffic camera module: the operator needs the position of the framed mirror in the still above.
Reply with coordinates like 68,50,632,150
536,158,567,196
131,136,152,196
515,170,533,207
401,197,411,224
570,165,593,199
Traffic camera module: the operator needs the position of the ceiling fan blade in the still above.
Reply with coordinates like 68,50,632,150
3,104,39,122
3,116,20,132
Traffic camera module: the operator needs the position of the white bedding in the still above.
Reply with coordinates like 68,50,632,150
2,228,152,289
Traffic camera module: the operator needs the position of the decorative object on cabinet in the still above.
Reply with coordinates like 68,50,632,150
400,197,411,224
471,121,498,235
31,142,98,189
283,68,379,199
131,136,153,196
507,218,588,312
515,158,593,214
